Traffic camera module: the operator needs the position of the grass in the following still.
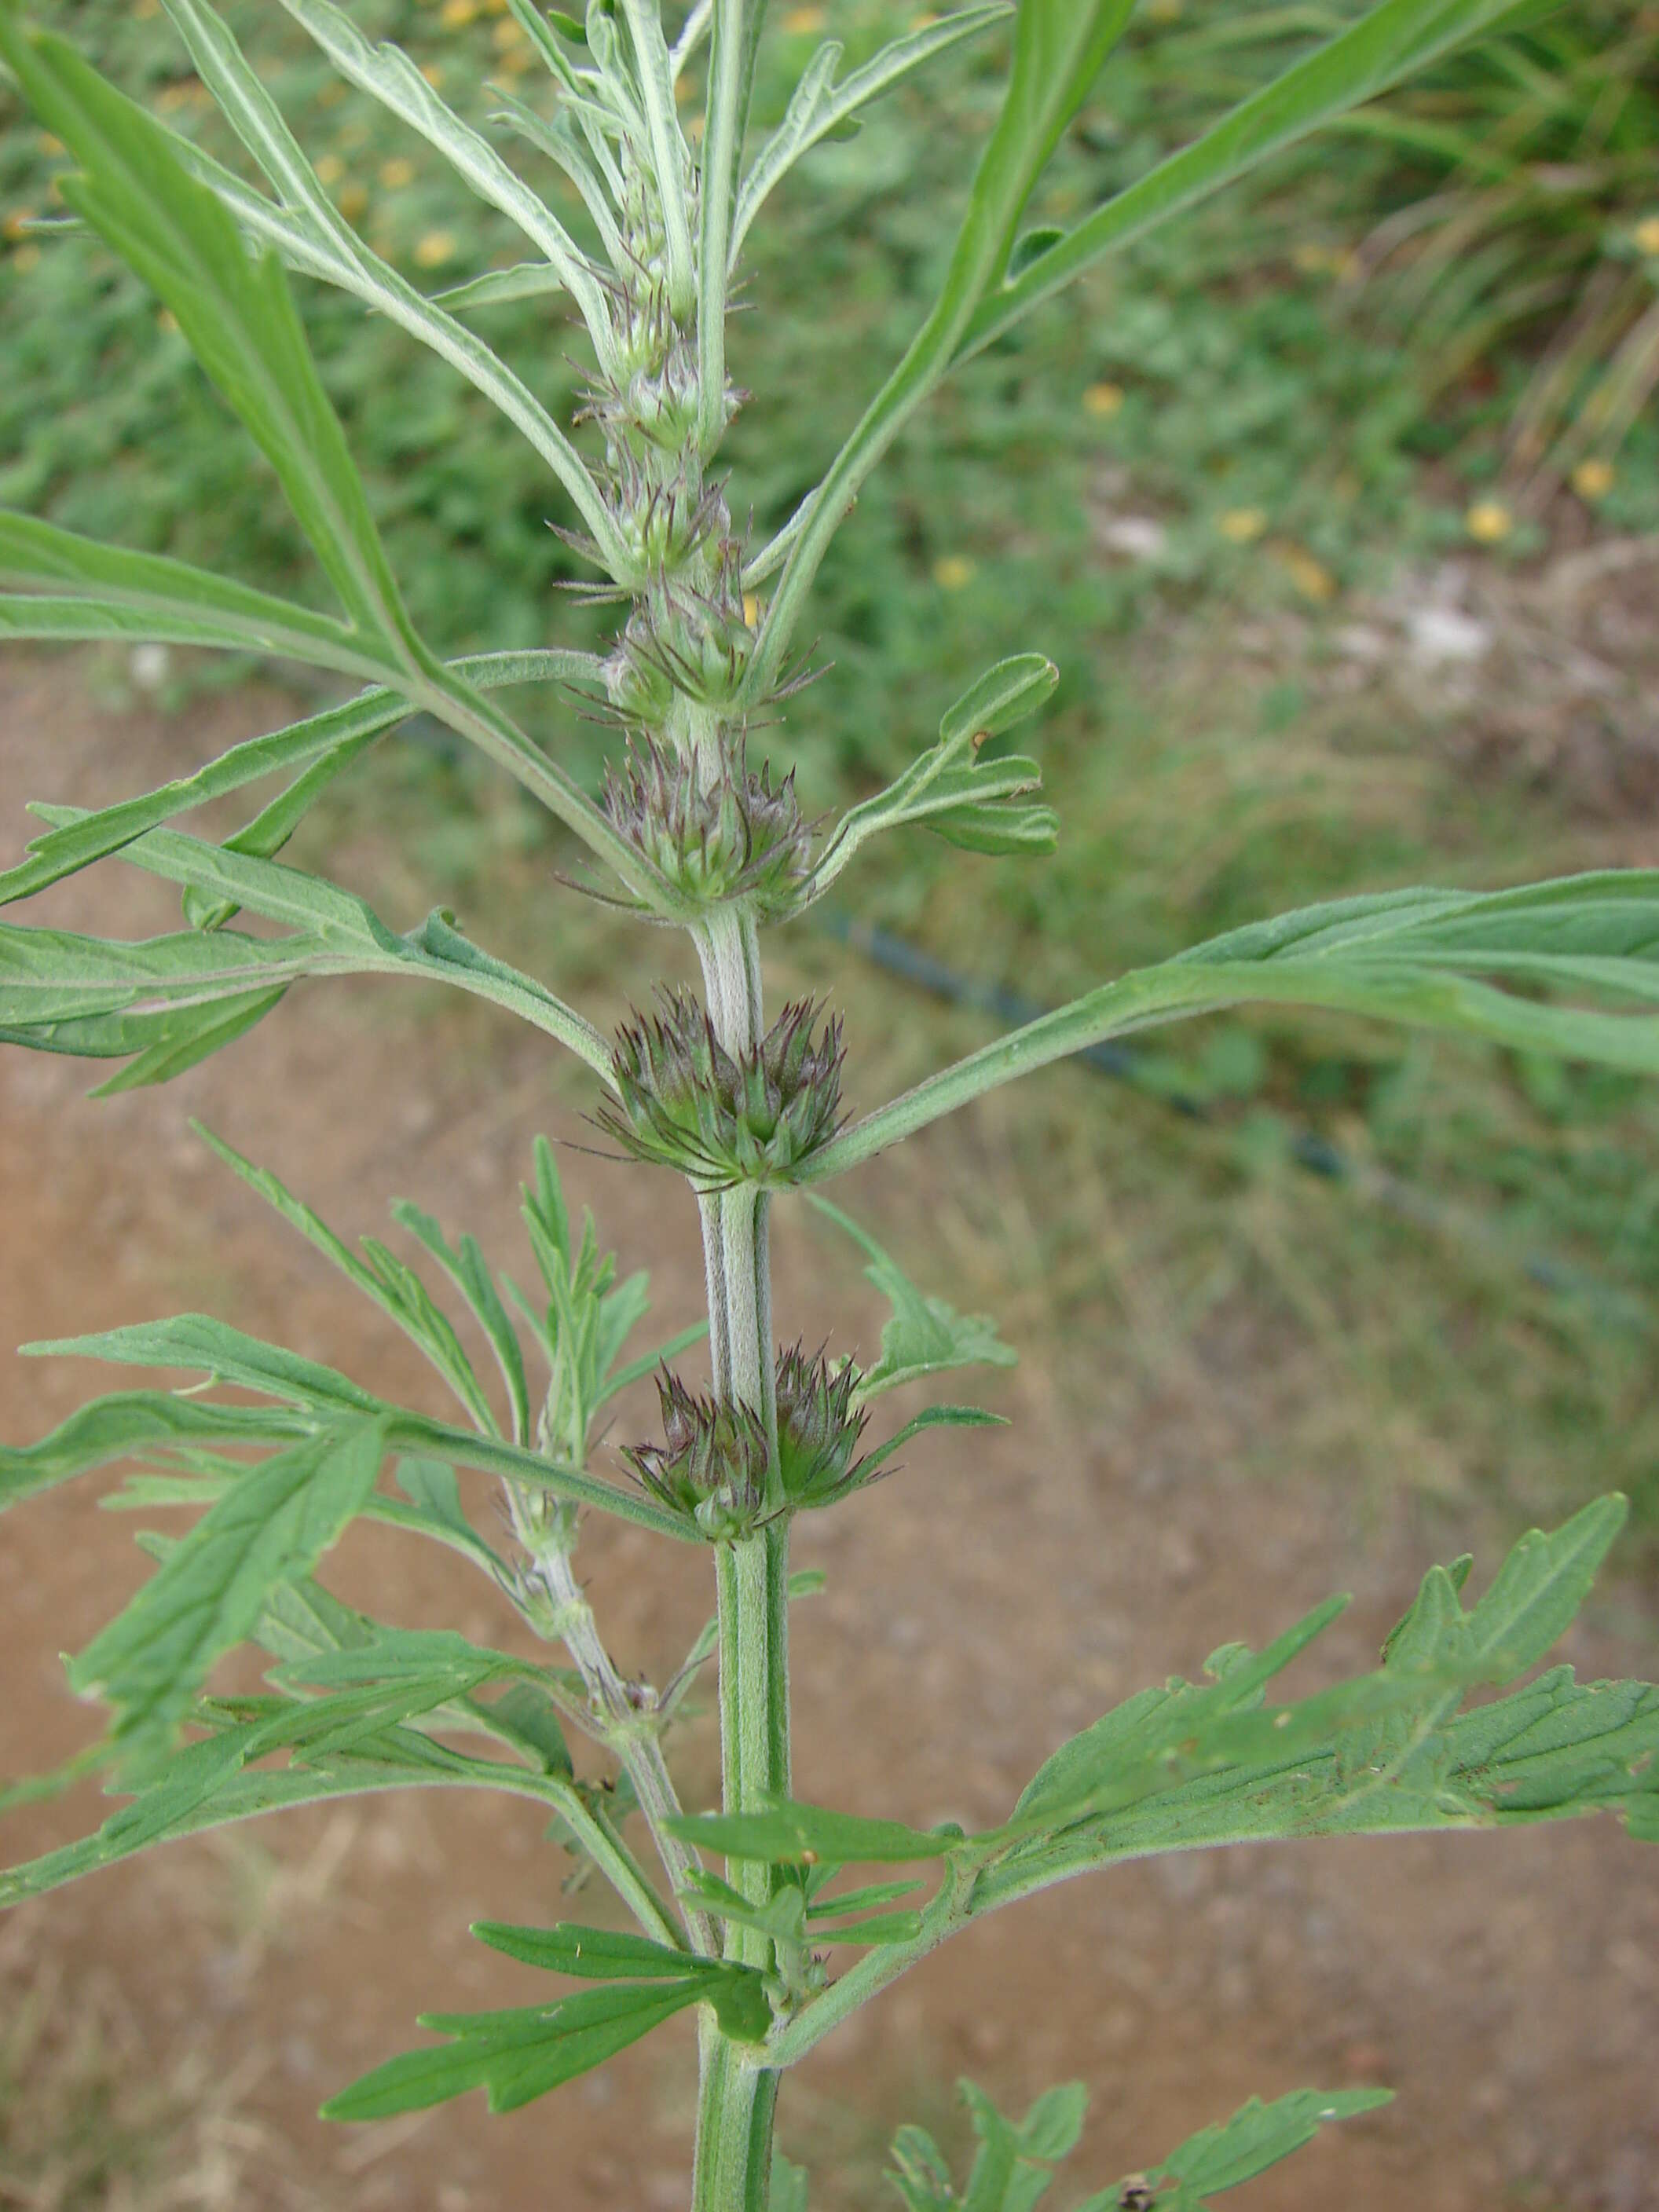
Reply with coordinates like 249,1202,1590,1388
0,0,1657,1540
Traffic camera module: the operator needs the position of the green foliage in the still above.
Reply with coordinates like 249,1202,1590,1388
883,2078,1391,2211
805,1194,1016,1398
2,4,1657,2207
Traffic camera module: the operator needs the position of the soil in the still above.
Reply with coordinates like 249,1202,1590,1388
2,650,1656,2212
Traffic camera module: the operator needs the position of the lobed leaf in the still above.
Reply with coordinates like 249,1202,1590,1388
157,0,620,550
811,655,1059,892
973,1502,1658,1912
0,1393,310,1515
805,1195,1016,1398
1112,2086,1395,2210
70,1418,390,1752
0,651,592,912
320,1981,705,2120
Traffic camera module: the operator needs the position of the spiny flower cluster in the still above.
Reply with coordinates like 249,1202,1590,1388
621,1346,872,1536
599,991,844,1189
602,734,814,917
775,1342,871,1508
622,1368,769,1537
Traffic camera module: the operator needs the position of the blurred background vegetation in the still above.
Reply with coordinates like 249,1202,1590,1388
2,0,1658,1543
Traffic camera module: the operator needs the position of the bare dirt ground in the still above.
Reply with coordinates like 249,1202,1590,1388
2,650,1656,2212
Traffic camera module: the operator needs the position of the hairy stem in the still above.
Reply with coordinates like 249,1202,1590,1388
532,1533,717,1956
692,905,789,2210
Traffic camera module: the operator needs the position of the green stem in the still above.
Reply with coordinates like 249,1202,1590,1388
692,907,788,2211
531,1532,717,1957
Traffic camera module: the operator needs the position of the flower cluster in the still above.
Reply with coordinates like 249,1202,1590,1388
599,991,844,1188
622,1368,768,1537
622,1346,872,1537
775,1342,871,1508
602,734,814,917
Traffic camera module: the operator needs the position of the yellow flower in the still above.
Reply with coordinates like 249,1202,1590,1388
1634,215,1659,256
1465,500,1512,544
339,183,370,222
156,82,195,112
500,44,535,72
1082,380,1124,419
315,153,345,186
11,242,39,273
441,0,478,23
317,79,347,107
1218,507,1267,544
422,63,445,89
415,229,456,269
1273,543,1336,602
493,14,527,45
1572,458,1615,501
783,6,827,30
933,555,977,592
134,0,159,16
3,209,34,243
742,593,760,628
379,156,417,190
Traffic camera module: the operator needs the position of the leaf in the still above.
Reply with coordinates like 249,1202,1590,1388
16,1335,701,1542
273,0,610,346
0,1726,533,1913
27,1315,384,1414
0,513,387,684
730,7,1012,266
392,1203,531,1447
805,1195,1016,1397
855,1405,1008,1484
807,873,1659,1180
0,650,589,911
1009,1596,1350,1831
742,0,1133,698
668,1798,961,1866
0,1391,309,1514
0,18,416,654
320,1980,705,2120
1125,2086,1394,2208
157,0,619,551
972,1507,1659,1914
471,1921,706,1979
962,0,1558,359
70,1418,389,1751
193,1126,498,1435
812,655,1058,891
0,829,613,1084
